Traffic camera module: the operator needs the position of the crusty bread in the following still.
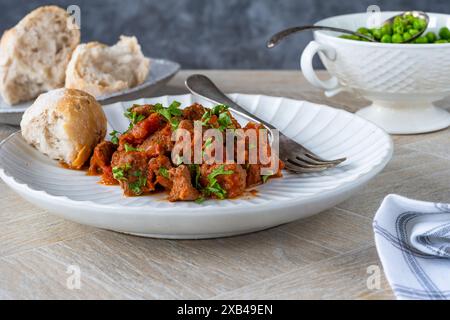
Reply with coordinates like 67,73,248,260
0,6,80,105
20,88,107,169
65,36,150,98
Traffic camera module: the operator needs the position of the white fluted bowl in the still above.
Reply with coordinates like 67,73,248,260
301,11,450,134
0,94,392,239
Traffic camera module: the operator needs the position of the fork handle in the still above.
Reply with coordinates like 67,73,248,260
185,74,277,130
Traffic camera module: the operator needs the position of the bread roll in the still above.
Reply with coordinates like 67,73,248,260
65,36,150,97
20,88,107,169
0,6,80,105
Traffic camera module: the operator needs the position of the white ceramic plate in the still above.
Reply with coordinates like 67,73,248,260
0,58,180,125
0,94,393,239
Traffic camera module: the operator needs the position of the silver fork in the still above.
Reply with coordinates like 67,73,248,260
185,74,346,173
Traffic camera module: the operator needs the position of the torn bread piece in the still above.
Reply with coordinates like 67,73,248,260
0,6,80,105
65,36,150,98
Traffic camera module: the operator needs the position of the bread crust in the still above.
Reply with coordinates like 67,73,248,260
65,36,150,97
20,88,107,169
0,6,80,105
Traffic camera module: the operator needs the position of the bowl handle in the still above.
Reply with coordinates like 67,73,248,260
300,41,342,97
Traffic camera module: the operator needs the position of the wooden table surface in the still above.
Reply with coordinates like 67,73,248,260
1,70,450,300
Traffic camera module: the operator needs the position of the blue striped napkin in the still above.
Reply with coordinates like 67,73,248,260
373,194,450,300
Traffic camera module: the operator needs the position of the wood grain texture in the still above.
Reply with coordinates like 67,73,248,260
212,245,391,300
0,229,335,300
1,70,449,299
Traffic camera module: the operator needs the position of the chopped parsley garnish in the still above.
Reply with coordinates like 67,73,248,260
262,175,270,183
167,101,183,116
195,196,205,204
218,111,233,131
262,170,275,183
201,104,234,132
112,163,131,181
202,137,213,157
154,101,182,129
204,165,234,200
211,104,229,115
128,170,147,195
124,143,142,152
204,137,213,149
124,106,146,129
109,130,120,145
158,167,169,178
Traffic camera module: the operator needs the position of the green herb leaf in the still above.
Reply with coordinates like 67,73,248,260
124,108,146,130
167,101,182,116
154,101,182,129
262,175,270,183
211,104,228,115
217,112,232,132
112,163,131,181
124,144,142,152
128,170,147,195
201,111,211,126
202,137,213,157
204,165,234,199
207,165,234,183
201,104,233,131
195,196,205,204
158,167,169,178
109,130,120,145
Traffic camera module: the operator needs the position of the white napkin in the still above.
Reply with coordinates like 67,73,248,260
373,194,450,300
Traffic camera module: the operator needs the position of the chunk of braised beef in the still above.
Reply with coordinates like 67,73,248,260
88,141,116,175
111,150,153,196
168,165,200,202
128,104,155,118
200,163,247,199
148,155,173,190
182,103,207,121
119,113,164,149
139,123,173,158
246,164,262,187
88,141,117,184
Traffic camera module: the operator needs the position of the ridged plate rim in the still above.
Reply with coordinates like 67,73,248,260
0,94,393,216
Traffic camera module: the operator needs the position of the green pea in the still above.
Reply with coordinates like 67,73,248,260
392,33,403,43
393,16,403,25
414,36,428,44
381,23,393,36
439,27,450,40
405,14,415,24
435,39,449,43
413,18,427,31
402,32,412,42
408,28,419,35
425,32,437,42
393,23,404,34
371,28,382,40
357,27,370,35
381,34,392,43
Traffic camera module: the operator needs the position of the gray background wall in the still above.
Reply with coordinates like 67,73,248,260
0,0,448,69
